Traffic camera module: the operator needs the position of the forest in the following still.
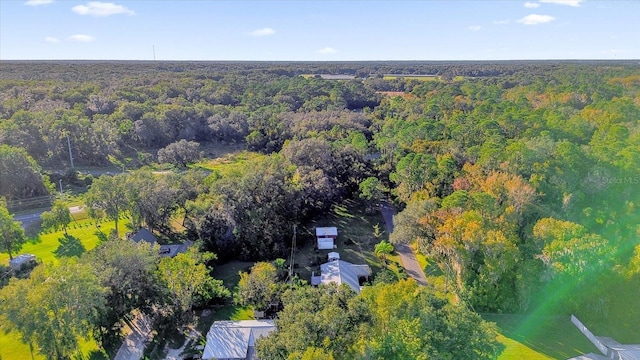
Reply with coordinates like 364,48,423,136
0,60,639,359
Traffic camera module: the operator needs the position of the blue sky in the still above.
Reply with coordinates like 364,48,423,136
1,0,638,60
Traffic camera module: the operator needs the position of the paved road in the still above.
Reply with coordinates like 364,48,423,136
14,212,43,229
13,206,85,230
380,202,428,286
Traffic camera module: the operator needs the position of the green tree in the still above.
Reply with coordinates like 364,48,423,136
0,144,51,201
288,347,335,360
533,218,614,280
256,284,360,360
237,261,279,311
157,139,203,167
85,174,128,234
41,199,72,235
355,280,499,360
358,177,385,213
158,249,229,320
0,199,26,260
390,152,438,202
0,260,107,360
84,238,163,348
374,240,394,267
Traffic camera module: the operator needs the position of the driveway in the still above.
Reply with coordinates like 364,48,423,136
380,201,428,286
114,313,154,360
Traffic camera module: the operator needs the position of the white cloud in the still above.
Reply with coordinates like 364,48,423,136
249,28,275,37
72,2,134,17
68,34,95,42
25,0,53,6
317,47,337,54
524,2,540,8
493,19,511,25
517,14,555,25
468,25,482,31
540,0,585,6
44,36,59,43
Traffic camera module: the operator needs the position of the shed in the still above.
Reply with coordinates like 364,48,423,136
328,252,340,261
10,254,36,270
316,227,338,250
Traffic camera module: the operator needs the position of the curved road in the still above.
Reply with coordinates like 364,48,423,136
380,202,428,286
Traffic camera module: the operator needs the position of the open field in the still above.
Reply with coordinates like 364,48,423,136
383,74,440,81
192,151,265,177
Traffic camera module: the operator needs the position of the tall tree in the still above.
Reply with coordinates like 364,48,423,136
0,260,107,360
84,238,163,348
256,284,360,360
0,144,51,201
157,249,229,321
41,199,72,235
85,174,128,234
354,280,499,360
237,261,279,311
0,199,26,260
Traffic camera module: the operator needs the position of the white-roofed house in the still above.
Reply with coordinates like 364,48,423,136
311,257,371,294
315,227,338,250
202,320,276,360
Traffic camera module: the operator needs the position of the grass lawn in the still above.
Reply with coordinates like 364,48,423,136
191,150,264,177
0,216,129,267
0,315,107,360
294,200,389,282
211,260,254,290
0,214,129,360
483,314,600,360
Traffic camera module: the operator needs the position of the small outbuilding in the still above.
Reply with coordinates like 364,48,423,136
9,254,36,270
316,227,338,250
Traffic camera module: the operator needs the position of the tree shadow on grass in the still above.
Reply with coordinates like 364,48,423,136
54,235,86,258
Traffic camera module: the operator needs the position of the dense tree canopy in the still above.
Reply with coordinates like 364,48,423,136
2,61,640,357
256,280,498,359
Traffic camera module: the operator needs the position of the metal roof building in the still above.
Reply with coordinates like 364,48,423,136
202,320,276,360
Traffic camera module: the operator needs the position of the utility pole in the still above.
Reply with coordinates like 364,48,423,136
66,135,74,170
288,224,297,286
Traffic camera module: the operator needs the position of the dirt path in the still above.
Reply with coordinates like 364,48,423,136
380,202,428,286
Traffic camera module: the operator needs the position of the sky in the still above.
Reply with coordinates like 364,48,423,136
0,0,638,61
